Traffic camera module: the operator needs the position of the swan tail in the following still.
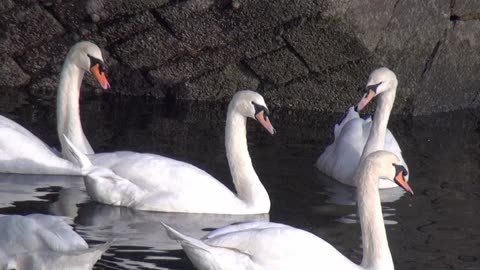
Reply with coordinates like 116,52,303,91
162,223,253,269
162,223,211,253
61,134,93,169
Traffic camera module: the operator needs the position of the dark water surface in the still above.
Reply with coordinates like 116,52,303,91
0,95,479,270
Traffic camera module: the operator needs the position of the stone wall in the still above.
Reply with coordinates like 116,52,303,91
0,0,479,115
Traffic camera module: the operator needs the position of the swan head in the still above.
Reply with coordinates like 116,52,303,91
67,41,110,90
356,67,398,111
229,90,276,135
364,151,413,195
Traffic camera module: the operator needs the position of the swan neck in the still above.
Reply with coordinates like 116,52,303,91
361,88,396,160
356,161,394,269
225,107,269,211
57,60,93,157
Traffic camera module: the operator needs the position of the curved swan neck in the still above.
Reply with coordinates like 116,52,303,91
225,107,270,211
356,160,394,270
57,57,94,157
361,86,396,160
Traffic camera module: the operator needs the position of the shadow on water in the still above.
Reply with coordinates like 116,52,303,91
0,94,479,269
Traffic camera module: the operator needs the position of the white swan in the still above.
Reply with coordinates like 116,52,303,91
316,67,409,188
163,151,413,270
0,214,108,270
62,90,275,214
0,41,110,175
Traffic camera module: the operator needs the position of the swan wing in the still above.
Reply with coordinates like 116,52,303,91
84,152,247,213
89,151,214,190
317,117,368,185
203,221,290,239
0,116,80,175
165,222,359,270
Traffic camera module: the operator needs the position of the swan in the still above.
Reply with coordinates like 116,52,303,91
316,67,409,188
0,41,110,175
62,90,276,214
0,214,108,270
163,151,413,270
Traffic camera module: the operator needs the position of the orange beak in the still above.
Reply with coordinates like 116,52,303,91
356,89,376,111
394,171,414,195
255,111,276,135
91,64,110,90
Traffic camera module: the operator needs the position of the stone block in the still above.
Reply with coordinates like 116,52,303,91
263,58,376,111
0,87,28,114
17,38,69,75
157,0,325,48
176,64,259,101
413,22,480,115
100,12,157,44
28,75,58,100
375,0,451,113
0,57,30,87
53,0,95,31
283,17,370,73
0,0,14,14
0,5,64,55
323,0,397,51
108,64,164,98
452,0,480,15
246,47,309,84
86,0,169,21
149,31,285,84
112,27,183,69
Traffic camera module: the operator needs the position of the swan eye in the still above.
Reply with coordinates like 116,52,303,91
252,101,270,117
393,164,408,176
87,55,106,74
365,82,382,94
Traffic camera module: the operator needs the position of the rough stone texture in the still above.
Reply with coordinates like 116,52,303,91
148,31,285,84
113,27,185,69
0,0,14,14
100,12,157,44
283,17,372,73
452,0,480,15
108,64,165,98
157,0,326,48
0,4,64,56
86,0,169,22
374,0,451,113
413,21,480,115
28,75,58,100
16,38,69,75
246,48,309,84
53,0,96,32
323,0,397,51
0,0,478,114
0,88,28,115
177,64,259,101
0,57,31,87
263,58,376,111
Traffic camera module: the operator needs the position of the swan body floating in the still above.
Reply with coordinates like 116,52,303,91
316,67,409,188
163,151,413,270
0,41,110,175
0,214,108,270
63,90,275,215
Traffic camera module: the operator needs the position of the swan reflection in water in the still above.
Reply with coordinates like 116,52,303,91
0,173,268,269
0,217,108,270
313,170,408,225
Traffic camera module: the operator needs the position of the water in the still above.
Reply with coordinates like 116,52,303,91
0,95,479,269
